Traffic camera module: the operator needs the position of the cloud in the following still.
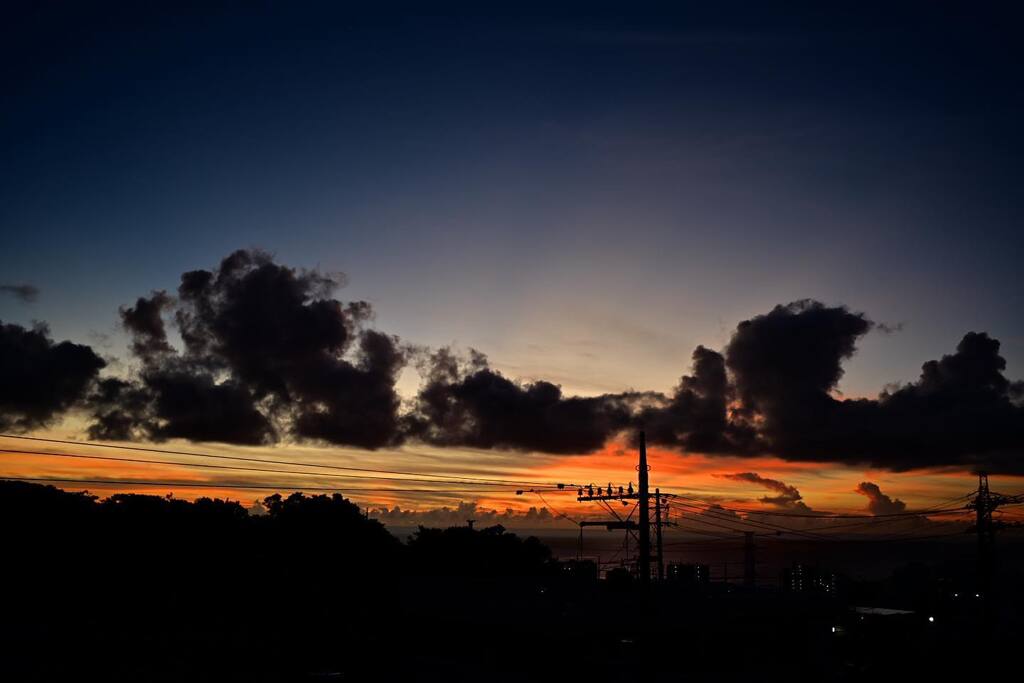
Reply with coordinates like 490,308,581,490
854,482,906,515
400,299,1024,470
718,471,812,511
119,291,174,359
2,252,1019,475
369,501,565,529
643,299,1024,474
403,347,636,453
89,249,403,448
0,320,105,431
0,284,39,303
723,299,873,458
398,297,1022,470
636,345,757,454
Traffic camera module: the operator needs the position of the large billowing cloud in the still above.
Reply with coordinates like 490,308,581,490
119,290,174,360
0,321,105,431
635,345,757,454
90,249,404,448
2,250,1022,473
698,300,1024,473
403,347,636,453
723,299,872,458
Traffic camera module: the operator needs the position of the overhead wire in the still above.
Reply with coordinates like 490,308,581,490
533,491,579,526
0,475,543,495
663,491,979,540
667,498,833,540
0,433,576,488
659,488,971,519
0,448,565,490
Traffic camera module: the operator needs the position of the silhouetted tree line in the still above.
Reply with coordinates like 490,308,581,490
2,481,556,590
4,480,1021,682
1,481,564,681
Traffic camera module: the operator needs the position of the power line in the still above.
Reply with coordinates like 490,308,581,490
0,433,574,488
664,492,975,541
667,499,970,540
667,498,833,541
664,509,762,536
0,448,563,490
533,491,580,526
0,475,541,495
663,525,740,540
720,506,968,519
656,487,972,518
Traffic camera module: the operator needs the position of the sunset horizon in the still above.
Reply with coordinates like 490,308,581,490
1,248,1018,527
3,3,1023,680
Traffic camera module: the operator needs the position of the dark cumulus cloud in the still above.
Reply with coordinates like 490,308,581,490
89,370,274,445
854,482,906,516
120,291,174,359
91,249,404,448
856,332,1024,472
404,347,635,453
0,283,39,303
4,258,1024,471
636,345,757,454
0,320,105,431
723,299,873,459
707,300,1024,473
718,472,812,511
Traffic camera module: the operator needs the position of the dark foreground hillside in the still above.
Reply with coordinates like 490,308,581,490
2,481,1021,682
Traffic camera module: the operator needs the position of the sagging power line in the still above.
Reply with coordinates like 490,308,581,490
0,433,576,489
565,429,1021,596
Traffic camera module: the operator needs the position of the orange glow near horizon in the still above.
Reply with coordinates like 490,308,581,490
2,433,1022,520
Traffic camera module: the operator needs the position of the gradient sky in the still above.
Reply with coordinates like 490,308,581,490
2,3,1023,518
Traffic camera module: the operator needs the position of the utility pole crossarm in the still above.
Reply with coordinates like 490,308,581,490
572,429,668,586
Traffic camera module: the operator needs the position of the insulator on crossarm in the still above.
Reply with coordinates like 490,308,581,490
628,482,634,495
618,486,624,495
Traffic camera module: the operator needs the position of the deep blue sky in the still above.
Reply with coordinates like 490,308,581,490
2,2,1022,398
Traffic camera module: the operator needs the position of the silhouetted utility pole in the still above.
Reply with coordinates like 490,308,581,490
637,431,651,586
967,473,1024,599
743,532,756,587
576,430,662,585
974,473,994,598
654,488,664,582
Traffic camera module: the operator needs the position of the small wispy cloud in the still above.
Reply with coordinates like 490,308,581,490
0,283,39,303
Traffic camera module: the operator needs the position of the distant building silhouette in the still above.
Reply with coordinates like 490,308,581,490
782,562,837,594
667,562,709,588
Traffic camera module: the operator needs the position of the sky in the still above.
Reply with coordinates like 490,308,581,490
2,3,1023,523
